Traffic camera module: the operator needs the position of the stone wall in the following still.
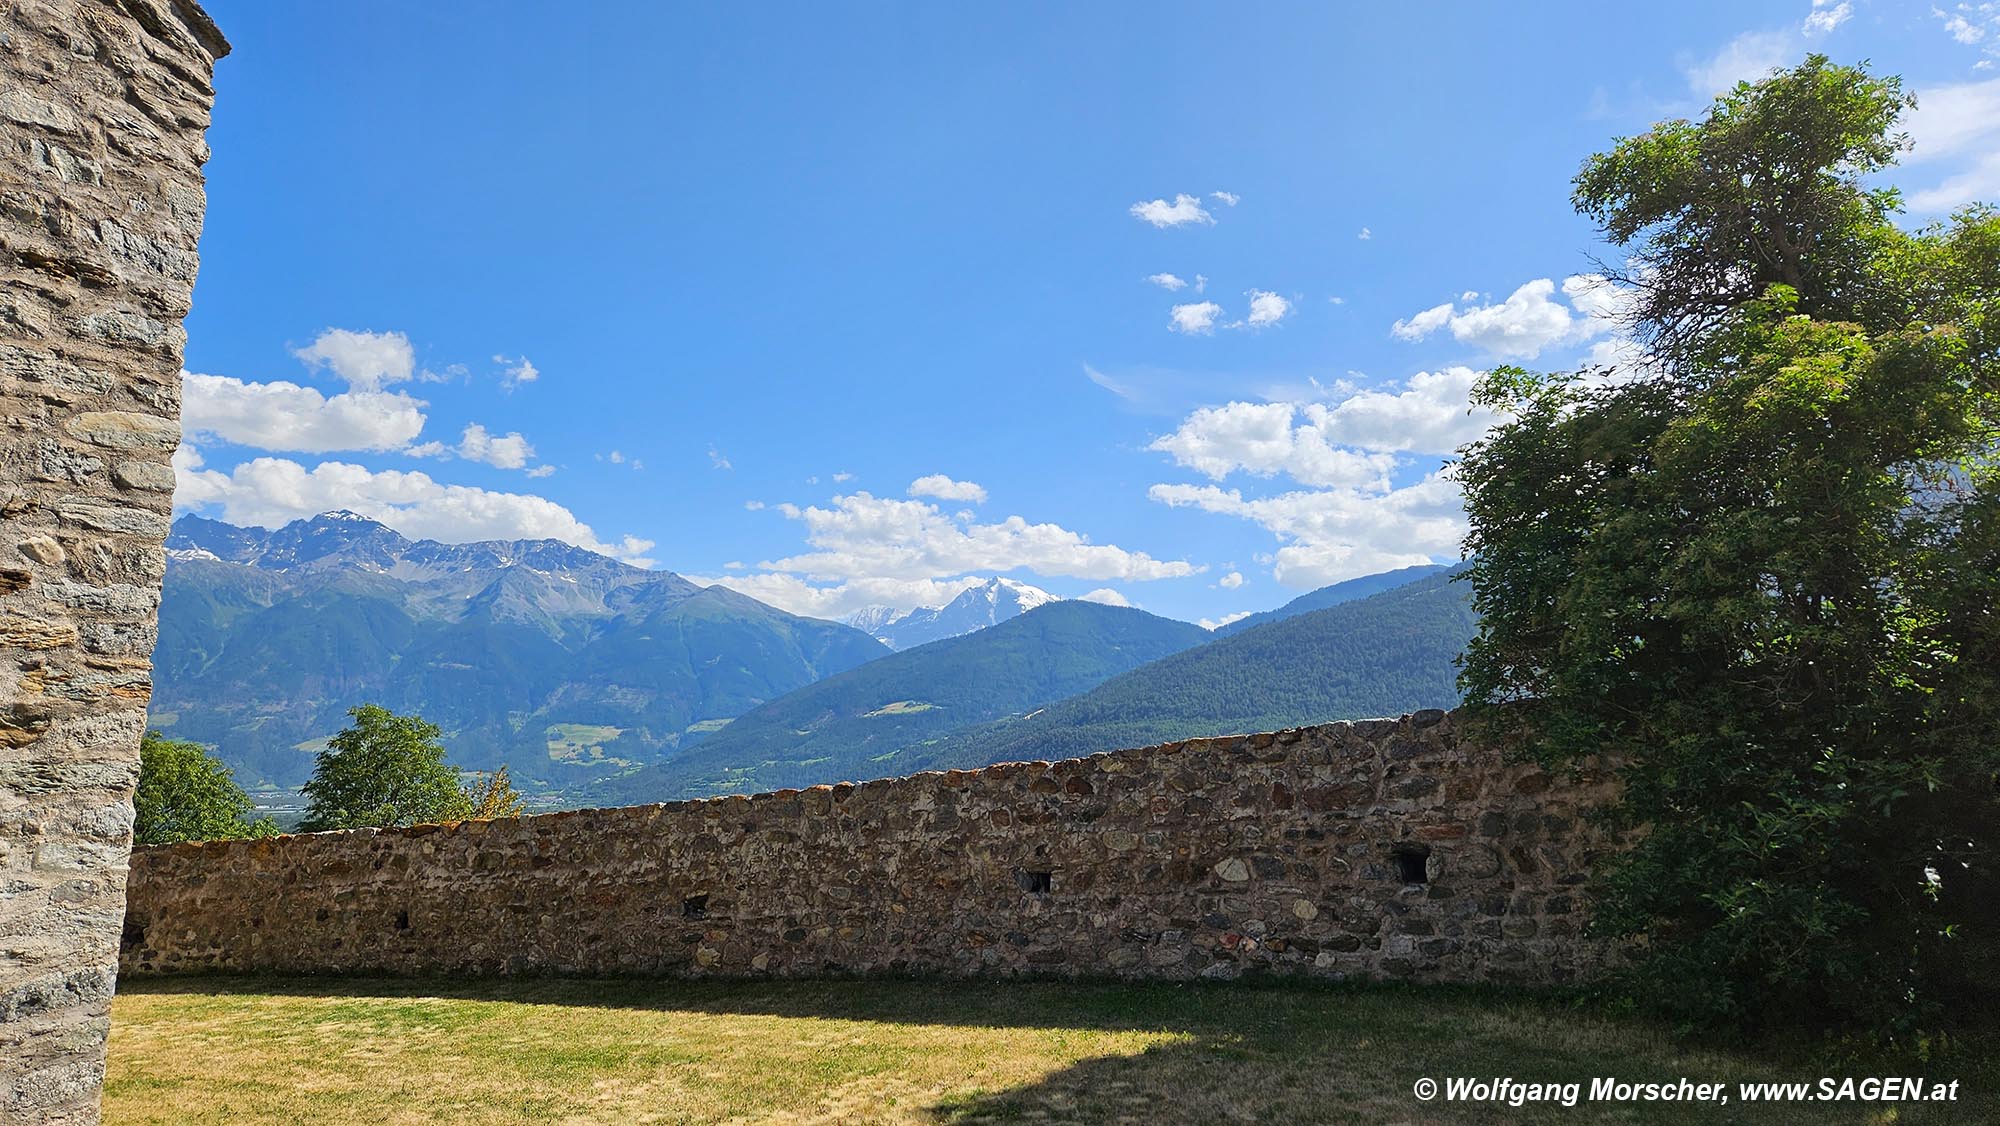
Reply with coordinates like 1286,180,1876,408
1,2,226,1122
123,713,1620,986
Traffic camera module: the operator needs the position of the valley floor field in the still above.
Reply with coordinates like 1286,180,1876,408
107,977,1993,1124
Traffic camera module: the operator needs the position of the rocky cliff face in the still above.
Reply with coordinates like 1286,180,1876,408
0,3,227,1121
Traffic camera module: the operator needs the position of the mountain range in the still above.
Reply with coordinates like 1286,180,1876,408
590,600,1211,803
593,562,1476,803
844,577,1059,649
152,511,1473,808
152,512,887,791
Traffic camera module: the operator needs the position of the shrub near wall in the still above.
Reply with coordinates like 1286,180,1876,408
122,712,1619,985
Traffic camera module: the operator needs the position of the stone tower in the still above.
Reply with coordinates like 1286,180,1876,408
1,1,226,1121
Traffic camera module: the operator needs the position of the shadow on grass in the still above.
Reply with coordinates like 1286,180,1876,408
117,974,1998,1125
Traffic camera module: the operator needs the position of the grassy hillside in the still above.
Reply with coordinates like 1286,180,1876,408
906,565,1475,772
590,600,1211,802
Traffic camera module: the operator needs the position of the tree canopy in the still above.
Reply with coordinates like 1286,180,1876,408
1459,56,1998,1038
134,732,276,845
298,704,473,832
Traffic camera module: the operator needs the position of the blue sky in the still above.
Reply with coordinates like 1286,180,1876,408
176,0,2000,627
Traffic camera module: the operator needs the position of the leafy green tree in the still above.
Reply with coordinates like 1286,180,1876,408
298,705,472,831
1458,56,1999,1038
134,732,277,844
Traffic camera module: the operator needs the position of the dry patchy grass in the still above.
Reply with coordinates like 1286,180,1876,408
106,976,1994,1124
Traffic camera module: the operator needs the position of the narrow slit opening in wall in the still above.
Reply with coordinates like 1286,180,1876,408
1393,846,1431,886
394,909,410,930
1017,869,1053,895
682,894,709,919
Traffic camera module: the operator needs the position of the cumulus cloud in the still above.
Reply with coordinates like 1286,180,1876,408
1150,401,1400,489
1150,476,1461,588
1933,4,1995,46
1170,301,1224,334
182,372,428,453
708,445,732,470
695,572,992,622
1389,276,1627,360
1218,571,1244,589
761,492,1198,584
172,453,656,566
1244,290,1292,328
290,328,415,391
1357,227,1372,240
1078,588,1133,607
1390,302,1453,342
455,423,536,470
1209,190,1240,206
1145,364,1512,589
908,474,988,504
1804,0,1852,35
713,491,1200,618
497,354,539,390
1129,193,1216,228
1199,610,1252,631
1146,272,1190,290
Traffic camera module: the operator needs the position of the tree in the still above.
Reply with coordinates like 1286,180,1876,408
1458,57,1998,1038
133,732,277,844
463,764,525,819
298,705,472,831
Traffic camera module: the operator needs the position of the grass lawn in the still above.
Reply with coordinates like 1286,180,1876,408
107,976,1993,1124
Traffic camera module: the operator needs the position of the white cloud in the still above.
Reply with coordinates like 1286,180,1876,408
1328,295,1345,305
182,372,427,453
1804,0,1851,35
1129,193,1216,228
1194,274,1208,293
525,465,556,478
1199,610,1252,631
744,500,766,510
1684,30,1792,97
695,571,990,622
1390,276,1626,360
290,328,415,391
1144,365,1511,589
455,423,536,470
1390,302,1453,342
606,450,625,464
497,355,539,390
1441,279,1580,358
1244,290,1292,328
908,474,988,504
716,488,1204,617
1903,76,2000,211
1905,76,2000,161
1170,301,1224,334
1149,401,1399,489
759,492,1199,586
1357,227,1372,240
832,471,854,482
1210,190,1240,206
1083,363,1138,400
172,454,656,566
1908,152,2000,212
1933,4,1995,46
1146,272,1189,290
708,445,732,470
1218,570,1244,589
1149,476,1460,589
1078,588,1132,607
